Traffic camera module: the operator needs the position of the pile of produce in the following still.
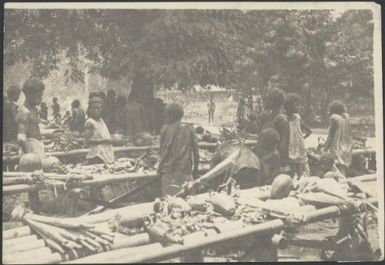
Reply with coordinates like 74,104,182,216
110,174,376,248
44,131,84,152
68,151,160,175
11,206,114,259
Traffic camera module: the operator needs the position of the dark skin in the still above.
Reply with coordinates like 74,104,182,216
324,110,341,152
83,104,114,145
17,89,43,150
286,104,312,139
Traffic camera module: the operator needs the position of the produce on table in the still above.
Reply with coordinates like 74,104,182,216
19,153,43,172
44,131,84,152
271,174,294,199
42,156,62,173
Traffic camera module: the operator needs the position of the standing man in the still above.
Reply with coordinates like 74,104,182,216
16,79,45,213
16,80,45,155
207,95,216,123
52,97,61,121
3,85,21,142
258,88,290,172
324,100,353,176
158,103,200,196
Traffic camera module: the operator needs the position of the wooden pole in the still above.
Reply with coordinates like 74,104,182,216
3,165,211,195
3,239,46,255
3,226,32,240
3,247,52,264
2,140,259,163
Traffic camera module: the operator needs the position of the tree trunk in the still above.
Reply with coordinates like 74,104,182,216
130,72,155,133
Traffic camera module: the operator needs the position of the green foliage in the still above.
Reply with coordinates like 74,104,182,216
4,9,374,118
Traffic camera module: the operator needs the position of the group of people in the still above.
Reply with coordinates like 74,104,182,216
237,87,353,184
3,80,354,200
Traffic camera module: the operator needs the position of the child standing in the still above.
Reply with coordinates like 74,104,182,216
324,100,352,176
284,93,312,179
84,96,115,164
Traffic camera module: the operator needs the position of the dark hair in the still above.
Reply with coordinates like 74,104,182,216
22,79,45,96
249,113,257,121
98,91,106,99
265,88,285,110
53,97,58,102
8,85,21,95
71,99,80,108
107,90,115,97
40,102,47,108
284,93,301,114
328,100,345,115
165,103,184,123
116,95,127,105
259,128,280,149
89,92,98,99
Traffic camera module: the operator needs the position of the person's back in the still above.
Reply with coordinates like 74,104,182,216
328,113,352,166
158,103,199,196
158,122,197,176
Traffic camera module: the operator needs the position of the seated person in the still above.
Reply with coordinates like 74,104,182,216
347,154,374,177
315,153,345,180
253,128,281,186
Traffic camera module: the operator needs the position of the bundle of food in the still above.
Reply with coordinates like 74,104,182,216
110,188,270,246
69,152,160,175
45,131,84,152
11,206,114,259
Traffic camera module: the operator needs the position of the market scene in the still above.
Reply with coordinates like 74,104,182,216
2,4,383,263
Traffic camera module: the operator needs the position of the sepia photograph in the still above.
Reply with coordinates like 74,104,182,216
2,2,383,263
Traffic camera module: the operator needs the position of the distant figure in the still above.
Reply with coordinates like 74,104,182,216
244,113,259,135
254,93,263,114
259,88,289,171
125,95,148,138
246,95,254,114
104,90,116,131
153,98,166,135
52,97,61,120
69,99,86,133
284,93,312,178
38,102,48,121
207,95,216,123
112,95,127,134
62,111,72,127
84,96,115,164
16,80,45,155
237,97,248,130
158,104,200,196
89,92,99,99
324,100,352,176
3,85,21,142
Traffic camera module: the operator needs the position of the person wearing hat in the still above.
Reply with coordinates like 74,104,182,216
16,79,45,155
84,96,115,164
3,85,21,142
